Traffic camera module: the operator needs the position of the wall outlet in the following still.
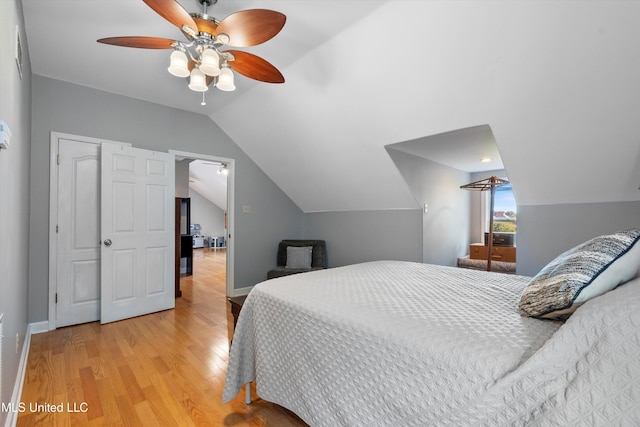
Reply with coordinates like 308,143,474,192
242,205,251,213
423,203,429,213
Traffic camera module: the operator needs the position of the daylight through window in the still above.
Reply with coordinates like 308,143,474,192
488,183,517,233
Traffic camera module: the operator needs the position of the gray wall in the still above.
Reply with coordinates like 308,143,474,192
190,189,226,239
302,210,423,267
0,0,31,423
175,159,190,198
29,75,303,322
386,148,470,266
517,201,640,276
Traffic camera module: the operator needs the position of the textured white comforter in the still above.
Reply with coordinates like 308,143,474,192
223,261,640,426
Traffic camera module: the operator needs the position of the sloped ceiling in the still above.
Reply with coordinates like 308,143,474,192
22,1,640,212
189,160,228,210
386,125,503,173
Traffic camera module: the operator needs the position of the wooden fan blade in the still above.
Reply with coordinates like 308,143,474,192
143,0,197,34
97,36,176,49
217,10,286,47
226,50,284,83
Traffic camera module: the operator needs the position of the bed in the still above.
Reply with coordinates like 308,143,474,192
223,231,640,426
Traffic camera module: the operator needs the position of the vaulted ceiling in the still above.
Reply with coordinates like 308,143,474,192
22,1,640,212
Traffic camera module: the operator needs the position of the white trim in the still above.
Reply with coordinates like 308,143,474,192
48,133,61,331
48,132,131,331
480,191,489,242
27,322,49,336
169,149,235,298
231,285,254,298
3,322,45,427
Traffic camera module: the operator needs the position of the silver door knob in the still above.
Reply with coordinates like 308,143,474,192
103,239,112,246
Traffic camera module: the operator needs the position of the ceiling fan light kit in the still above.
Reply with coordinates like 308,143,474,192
188,67,209,92
198,48,221,76
216,66,236,91
98,0,285,103
168,49,190,77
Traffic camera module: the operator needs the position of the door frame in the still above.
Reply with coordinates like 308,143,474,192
48,132,131,331
48,134,237,330
169,149,235,298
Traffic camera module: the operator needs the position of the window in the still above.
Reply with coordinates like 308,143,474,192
487,182,517,233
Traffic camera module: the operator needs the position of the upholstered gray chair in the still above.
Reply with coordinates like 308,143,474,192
267,240,327,279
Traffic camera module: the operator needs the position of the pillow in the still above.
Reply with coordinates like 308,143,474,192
519,229,640,319
285,246,313,270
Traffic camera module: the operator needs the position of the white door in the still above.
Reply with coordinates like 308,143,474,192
56,138,101,327
100,144,175,324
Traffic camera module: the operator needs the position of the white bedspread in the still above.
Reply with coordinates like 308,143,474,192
223,260,640,426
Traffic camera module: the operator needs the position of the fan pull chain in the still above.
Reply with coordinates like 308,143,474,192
201,92,207,106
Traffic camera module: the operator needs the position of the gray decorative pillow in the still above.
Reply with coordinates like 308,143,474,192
285,246,313,270
519,229,640,319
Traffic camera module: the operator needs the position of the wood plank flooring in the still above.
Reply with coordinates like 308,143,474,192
18,248,308,426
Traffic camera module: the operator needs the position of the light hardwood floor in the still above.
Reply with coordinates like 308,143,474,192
17,248,307,426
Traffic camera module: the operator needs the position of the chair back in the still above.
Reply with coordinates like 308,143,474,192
277,240,327,268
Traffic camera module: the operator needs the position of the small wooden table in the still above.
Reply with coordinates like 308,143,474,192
228,295,248,330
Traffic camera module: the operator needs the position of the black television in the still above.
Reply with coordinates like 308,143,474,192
484,232,515,247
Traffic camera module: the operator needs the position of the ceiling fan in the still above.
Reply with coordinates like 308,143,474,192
97,0,285,97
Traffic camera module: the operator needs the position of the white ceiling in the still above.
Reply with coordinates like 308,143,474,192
22,1,640,212
188,159,228,210
386,125,503,173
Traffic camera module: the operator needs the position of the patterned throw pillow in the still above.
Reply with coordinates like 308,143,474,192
519,229,640,319
285,246,313,269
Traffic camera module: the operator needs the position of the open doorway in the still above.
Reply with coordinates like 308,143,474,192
171,150,234,300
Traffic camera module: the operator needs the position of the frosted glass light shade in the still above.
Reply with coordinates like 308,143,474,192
216,67,236,91
167,50,190,77
188,67,208,92
199,49,220,76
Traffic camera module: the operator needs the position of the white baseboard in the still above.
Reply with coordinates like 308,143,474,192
28,322,48,335
231,285,253,297
3,322,48,427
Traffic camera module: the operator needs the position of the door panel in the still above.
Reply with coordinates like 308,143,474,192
71,261,100,302
146,247,167,294
100,144,175,324
56,139,101,327
113,249,135,300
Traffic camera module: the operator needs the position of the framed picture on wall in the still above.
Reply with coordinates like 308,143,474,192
16,26,23,79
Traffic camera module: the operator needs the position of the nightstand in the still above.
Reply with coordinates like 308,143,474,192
228,295,247,330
